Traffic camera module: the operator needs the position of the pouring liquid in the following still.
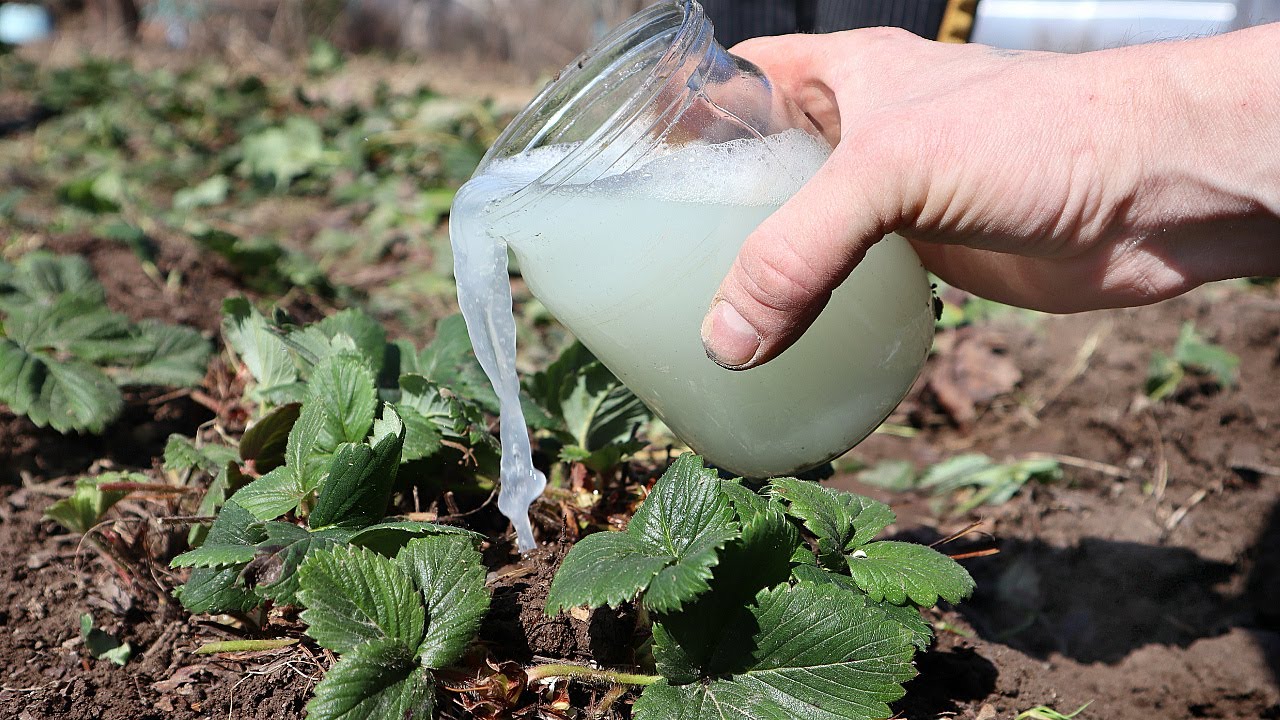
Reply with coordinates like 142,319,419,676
452,130,935,552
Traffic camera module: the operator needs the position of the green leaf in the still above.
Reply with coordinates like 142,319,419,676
546,454,738,614
238,116,325,190
857,460,919,492
1148,322,1240,401
163,435,238,475
791,565,933,650
174,501,267,615
238,402,301,473
716,480,770,525
308,407,404,530
285,309,387,375
348,520,481,556
770,479,895,567
171,543,258,569
43,472,136,535
305,639,434,720
0,252,102,310
297,544,426,655
80,614,132,665
173,174,230,211
0,339,124,434
58,168,126,212
846,541,975,606
112,321,210,387
640,583,917,720
189,461,250,547
919,454,1061,515
525,341,651,453
396,535,489,669
305,352,378,465
557,356,649,451
253,522,353,606
653,507,799,684
415,314,500,412
221,298,298,398
231,466,306,521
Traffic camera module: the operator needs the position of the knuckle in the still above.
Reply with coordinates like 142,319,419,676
733,235,824,314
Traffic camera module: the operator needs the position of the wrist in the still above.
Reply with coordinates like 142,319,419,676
1125,26,1280,228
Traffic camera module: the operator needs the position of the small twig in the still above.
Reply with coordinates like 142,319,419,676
1165,488,1209,532
930,520,987,548
947,548,1001,561
1026,319,1112,418
1022,451,1130,479
98,482,192,495
1143,412,1170,501
157,515,219,526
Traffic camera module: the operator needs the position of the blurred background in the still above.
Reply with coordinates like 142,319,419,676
2,0,1278,73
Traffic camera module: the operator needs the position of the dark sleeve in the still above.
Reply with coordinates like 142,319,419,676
701,0,953,45
815,0,951,37
699,0,812,46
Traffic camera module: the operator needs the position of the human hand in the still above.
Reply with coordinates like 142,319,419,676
700,26,1280,370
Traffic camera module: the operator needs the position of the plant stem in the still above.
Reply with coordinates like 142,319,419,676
525,663,660,687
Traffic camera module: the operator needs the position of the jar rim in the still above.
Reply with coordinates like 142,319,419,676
474,1,710,197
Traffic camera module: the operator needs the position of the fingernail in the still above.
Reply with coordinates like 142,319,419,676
701,301,761,368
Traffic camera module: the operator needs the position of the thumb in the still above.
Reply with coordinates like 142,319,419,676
700,142,906,369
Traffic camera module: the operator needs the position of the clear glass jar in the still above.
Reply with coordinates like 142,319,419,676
456,0,935,478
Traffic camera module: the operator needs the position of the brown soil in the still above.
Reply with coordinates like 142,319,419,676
3,207,1280,717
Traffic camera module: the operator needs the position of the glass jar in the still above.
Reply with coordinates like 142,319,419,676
455,0,935,479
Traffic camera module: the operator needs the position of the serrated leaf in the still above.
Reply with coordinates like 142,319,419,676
791,565,933,650
189,462,249,547
253,523,353,606
285,309,387,375
415,314,500,412
0,339,124,434
525,341,651,452
238,402,301,473
546,454,738,614
221,297,298,398
164,435,236,475
348,520,481,556
846,541,975,606
305,639,434,720
305,352,378,464
297,544,425,654
174,501,266,614
654,507,799,684
561,361,649,451
171,543,259,569
770,479,895,567
308,407,404,530
642,583,917,720
43,472,137,535
716,480,769,525
231,466,306,521
112,320,210,387
0,251,101,310
396,535,489,668
634,679,788,720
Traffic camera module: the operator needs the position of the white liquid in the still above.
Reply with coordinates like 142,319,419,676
453,130,934,550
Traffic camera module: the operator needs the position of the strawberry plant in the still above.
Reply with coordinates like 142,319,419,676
0,251,210,433
1146,321,1239,401
544,454,975,720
